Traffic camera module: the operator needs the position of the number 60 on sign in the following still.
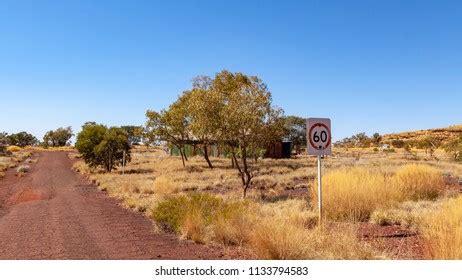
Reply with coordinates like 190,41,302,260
307,118,332,156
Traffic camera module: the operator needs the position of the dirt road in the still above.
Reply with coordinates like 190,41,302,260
0,152,240,260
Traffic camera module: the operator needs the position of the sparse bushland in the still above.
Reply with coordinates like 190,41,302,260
73,146,462,260
421,196,462,259
145,71,286,197
311,164,446,222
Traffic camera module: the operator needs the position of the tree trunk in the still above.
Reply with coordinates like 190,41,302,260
232,152,245,187
177,145,186,167
182,146,188,161
241,147,252,198
203,144,213,168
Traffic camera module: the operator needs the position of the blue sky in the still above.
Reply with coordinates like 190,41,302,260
0,0,461,141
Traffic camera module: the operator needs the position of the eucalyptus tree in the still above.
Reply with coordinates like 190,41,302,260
213,70,284,197
145,93,191,167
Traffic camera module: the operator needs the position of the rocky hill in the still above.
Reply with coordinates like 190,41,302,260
382,125,462,143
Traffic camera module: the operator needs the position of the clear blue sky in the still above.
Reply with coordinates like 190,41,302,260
0,0,461,141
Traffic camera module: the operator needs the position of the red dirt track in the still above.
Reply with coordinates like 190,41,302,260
0,152,241,260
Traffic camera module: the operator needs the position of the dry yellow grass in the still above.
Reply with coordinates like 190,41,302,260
152,176,179,196
312,164,446,222
72,161,91,175
6,145,21,152
392,164,446,201
250,221,379,260
312,167,394,221
421,196,462,259
370,200,443,227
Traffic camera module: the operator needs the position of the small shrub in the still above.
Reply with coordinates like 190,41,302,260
16,165,30,173
151,193,221,233
7,146,21,152
151,193,252,244
211,201,256,245
72,161,91,175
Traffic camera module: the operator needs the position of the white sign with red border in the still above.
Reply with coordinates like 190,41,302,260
307,118,332,156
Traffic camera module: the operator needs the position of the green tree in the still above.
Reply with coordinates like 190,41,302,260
0,132,8,155
75,123,130,172
7,132,38,147
213,70,283,197
145,94,191,167
282,116,307,154
43,127,73,147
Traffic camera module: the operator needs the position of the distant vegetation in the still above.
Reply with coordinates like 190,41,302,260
43,127,74,147
336,125,462,162
0,131,38,148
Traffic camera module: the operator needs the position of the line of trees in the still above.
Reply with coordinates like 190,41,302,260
335,132,382,148
0,131,38,147
145,70,293,197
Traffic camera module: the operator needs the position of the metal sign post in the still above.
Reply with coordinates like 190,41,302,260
307,118,332,225
317,155,322,223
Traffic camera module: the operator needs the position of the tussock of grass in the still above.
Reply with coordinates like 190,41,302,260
6,146,21,152
152,176,179,196
392,164,446,201
312,164,446,222
72,161,91,175
151,193,228,243
250,222,377,260
312,167,393,222
370,200,442,227
421,196,462,259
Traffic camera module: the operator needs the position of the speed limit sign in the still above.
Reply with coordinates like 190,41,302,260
307,118,332,156
307,117,332,224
